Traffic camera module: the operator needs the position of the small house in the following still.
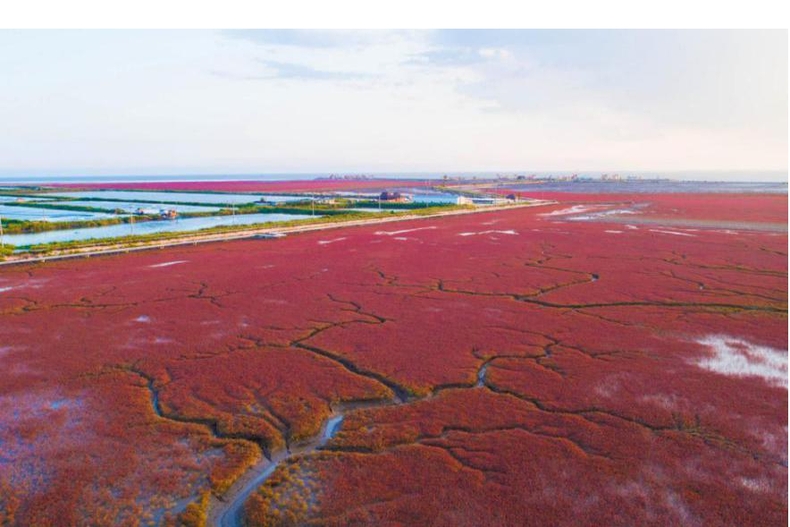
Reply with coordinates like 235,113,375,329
379,191,412,203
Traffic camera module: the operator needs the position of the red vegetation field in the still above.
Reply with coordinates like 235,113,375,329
494,189,788,225
45,178,434,194
0,191,786,526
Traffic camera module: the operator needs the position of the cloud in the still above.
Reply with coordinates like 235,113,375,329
406,47,485,66
427,29,567,48
223,29,354,47
211,60,373,82
406,46,512,67
406,30,787,138
222,29,399,49
478,48,511,60
257,60,372,81
2,29,784,175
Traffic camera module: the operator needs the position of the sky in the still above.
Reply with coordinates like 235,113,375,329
0,29,786,180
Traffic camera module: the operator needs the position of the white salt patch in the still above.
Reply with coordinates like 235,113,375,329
625,225,638,230
663,490,695,525
0,286,13,293
602,209,637,216
751,427,785,455
135,315,151,323
318,237,346,245
393,237,411,241
605,230,623,234
540,205,594,217
149,260,188,268
739,477,771,493
641,393,679,410
568,209,639,222
458,230,518,237
374,226,436,236
649,229,696,237
693,335,787,389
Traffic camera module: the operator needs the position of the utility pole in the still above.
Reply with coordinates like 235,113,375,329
130,212,134,235
312,195,315,216
0,215,4,248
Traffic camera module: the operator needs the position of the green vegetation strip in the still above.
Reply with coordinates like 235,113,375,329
1,201,123,214
0,217,129,234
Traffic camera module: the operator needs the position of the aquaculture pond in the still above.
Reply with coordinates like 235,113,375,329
0,203,116,222
410,192,460,204
3,213,317,247
0,195,55,202
344,192,460,206
48,200,221,214
44,190,271,205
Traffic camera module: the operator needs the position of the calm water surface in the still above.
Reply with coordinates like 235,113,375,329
0,204,115,222
54,200,220,213
44,190,270,205
4,213,315,247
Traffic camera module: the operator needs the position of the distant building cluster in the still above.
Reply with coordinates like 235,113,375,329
456,195,517,206
321,174,375,181
314,173,665,183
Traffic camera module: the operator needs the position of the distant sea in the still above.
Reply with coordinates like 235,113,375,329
0,171,786,193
